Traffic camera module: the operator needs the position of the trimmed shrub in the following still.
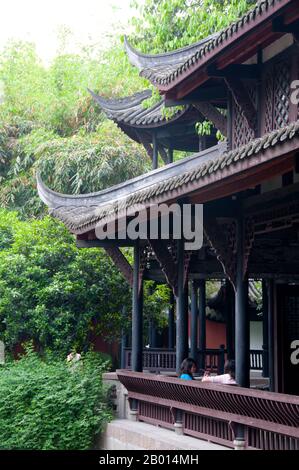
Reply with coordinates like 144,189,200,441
0,348,112,449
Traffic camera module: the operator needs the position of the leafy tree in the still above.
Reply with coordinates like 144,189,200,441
0,210,131,355
131,0,256,54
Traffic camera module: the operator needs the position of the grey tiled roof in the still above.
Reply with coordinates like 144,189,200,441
89,89,192,127
37,120,299,234
125,0,290,87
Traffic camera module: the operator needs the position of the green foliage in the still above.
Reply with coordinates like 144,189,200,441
35,121,150,195
131,0,256,54
0,121,150,218
0,210,131,354
0,40,145,136
143,282,170,334
0,348,112,450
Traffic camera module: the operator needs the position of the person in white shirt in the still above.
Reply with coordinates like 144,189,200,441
201,359,237,385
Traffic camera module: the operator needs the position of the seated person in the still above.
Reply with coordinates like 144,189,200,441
201,359,237,385
180,357,197,380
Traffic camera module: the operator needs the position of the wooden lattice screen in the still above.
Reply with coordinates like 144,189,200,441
232,81,256,149
263,57,292,134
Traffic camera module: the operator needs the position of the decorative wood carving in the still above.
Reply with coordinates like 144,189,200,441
204,218,236,286
139,246,148,294
105,247,133,287
148,239,177,293
243,217,255,277
194,102,227,137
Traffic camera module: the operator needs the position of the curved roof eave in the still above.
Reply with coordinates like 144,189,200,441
89,88,195,129
124,34,217,70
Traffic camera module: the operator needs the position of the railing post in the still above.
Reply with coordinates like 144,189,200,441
219,344,225,374
233,423,246,450
174,409,183,435
128,398,138,422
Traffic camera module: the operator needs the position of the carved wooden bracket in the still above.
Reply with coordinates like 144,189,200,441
158,144,168,165
194,102,227,137
244,217,255,278
204,218,236,286
139,246,148,294
104,247,133,288
225,77,257,134
184,251,192,287
148,239,178,294
142,141,154,163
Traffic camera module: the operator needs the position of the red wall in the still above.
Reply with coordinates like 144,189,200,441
206,320,226,349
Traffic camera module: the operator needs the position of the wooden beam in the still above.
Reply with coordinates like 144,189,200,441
272,16,299,42
207,64,260,80
225,76,257,134
164,86,227,106
104,247,133,287
76,239,135,248
194,102,227,137
148,239,177,294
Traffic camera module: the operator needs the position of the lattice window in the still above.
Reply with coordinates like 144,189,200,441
232,99,255,149
263,58,291,133
232,81,256,149
264,71,274,134
273,60,290,129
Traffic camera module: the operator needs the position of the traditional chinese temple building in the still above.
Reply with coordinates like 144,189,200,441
38,0,299,449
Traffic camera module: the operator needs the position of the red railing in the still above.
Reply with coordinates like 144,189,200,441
117,370,299,450
124,348,263,373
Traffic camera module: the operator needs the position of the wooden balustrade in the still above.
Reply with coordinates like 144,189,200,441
124,348,263,373
117,370,299,450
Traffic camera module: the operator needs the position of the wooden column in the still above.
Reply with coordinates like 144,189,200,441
120,306,127,369
168,290,175,349
225,279,235,360
198,279,206,371
176,237,188,374
190,280,199,361
262,280,269,378
152,133,158,170
235,217,250,388
268,279,275,392
132,243,143,372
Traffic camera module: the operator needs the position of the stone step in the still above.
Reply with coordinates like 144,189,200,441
98,419,229,451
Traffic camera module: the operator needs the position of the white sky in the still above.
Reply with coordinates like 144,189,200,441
0,0,133,63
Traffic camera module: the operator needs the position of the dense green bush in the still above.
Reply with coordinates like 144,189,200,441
0,348,112,450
